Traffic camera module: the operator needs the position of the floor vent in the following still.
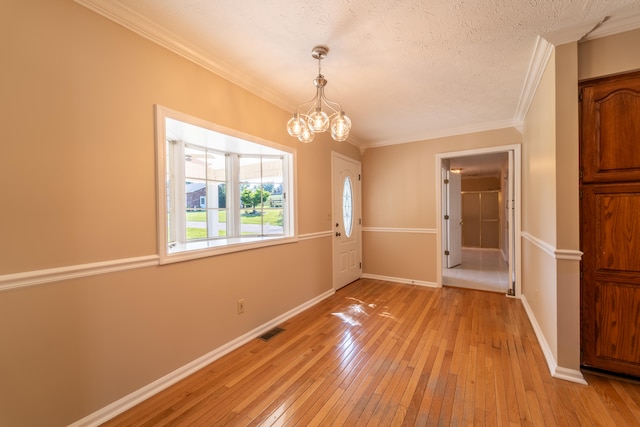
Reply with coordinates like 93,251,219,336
259,327,285,341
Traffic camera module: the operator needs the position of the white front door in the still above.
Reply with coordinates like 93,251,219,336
332,153,361,289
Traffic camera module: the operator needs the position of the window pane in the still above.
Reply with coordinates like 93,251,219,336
186,209,206,240
343,176,353,238
262,157,283,182
239,157,261,183
208,209,227,237
240,206,262,235
207,151,226,181
263,207,284,235
184,146,206,179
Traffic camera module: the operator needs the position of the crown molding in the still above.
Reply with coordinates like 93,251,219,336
515,13,640,124
74,0,295,112
362,119,520,149
514,36,554,123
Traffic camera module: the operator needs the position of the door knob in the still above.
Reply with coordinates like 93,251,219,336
336,232,342,237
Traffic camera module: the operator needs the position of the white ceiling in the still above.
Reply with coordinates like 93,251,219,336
78,0,640,149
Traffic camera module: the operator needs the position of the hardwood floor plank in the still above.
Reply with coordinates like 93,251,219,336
101,279,640,427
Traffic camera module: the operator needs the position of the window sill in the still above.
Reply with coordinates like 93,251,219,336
159,235,299,264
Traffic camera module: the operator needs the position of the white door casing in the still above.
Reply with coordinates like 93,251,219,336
332,153,362,290
435,144,521,297
507,149,515,296
446,170,462,267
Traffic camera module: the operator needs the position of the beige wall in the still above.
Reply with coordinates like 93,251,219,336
361,128,521,284
522,53,558,247
578,28,640,81
0,1,359,425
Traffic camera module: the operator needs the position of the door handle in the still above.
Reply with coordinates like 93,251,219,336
336,232,342,237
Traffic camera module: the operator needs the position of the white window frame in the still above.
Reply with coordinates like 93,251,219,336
155,105,297,264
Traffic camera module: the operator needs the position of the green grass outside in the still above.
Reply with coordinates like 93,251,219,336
186,209,283,239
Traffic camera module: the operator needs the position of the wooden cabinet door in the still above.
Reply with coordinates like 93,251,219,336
580,71,640,377
580,183,640,377
580,71,640,184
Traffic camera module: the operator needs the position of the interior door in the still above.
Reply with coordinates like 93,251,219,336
332,153,361,290
507,150,515,295
446,170,462,267
580,71,640,377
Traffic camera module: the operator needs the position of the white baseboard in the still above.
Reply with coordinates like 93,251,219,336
554,366,588,384
69,288,335,427
361,273,439,288
520,295,587,385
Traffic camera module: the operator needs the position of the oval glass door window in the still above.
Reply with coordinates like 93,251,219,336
343,176,353,237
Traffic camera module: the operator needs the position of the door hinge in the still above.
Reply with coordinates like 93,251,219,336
444,179,450,184
444,214,450,220
444,250,450,256
359,262,362,269
358,174,361,181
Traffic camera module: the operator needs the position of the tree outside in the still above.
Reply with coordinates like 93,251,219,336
241,188,270,213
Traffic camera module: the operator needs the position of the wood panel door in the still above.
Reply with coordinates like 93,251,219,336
580,71,640,377
581,71,640,184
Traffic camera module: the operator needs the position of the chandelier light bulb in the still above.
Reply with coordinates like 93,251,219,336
287,113,303,137
309,108,330,132
298,124,315,143
331,112,351,142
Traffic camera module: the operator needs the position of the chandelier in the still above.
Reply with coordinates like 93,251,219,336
287,46,351,143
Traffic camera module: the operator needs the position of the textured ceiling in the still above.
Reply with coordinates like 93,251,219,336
78,0,640,148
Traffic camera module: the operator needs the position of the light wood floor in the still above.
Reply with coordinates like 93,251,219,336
104,279,640,426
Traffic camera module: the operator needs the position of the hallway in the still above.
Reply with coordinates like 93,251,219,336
443,248,509,293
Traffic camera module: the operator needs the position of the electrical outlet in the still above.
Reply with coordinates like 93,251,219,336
237,299,245,314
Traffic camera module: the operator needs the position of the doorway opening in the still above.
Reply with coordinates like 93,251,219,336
436,145,521,296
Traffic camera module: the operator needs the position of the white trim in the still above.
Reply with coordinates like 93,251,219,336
361,273,438,288
554,249,584,261
554,366,589,384
362,227,437,234
515,36,554,123
521,231,556,258
435,144,522,297
363,121,518,149
0,256,159,293
520,295,587,385
298,231,332,241
69,288,335,427
521,232,583,261
0,232,330,292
